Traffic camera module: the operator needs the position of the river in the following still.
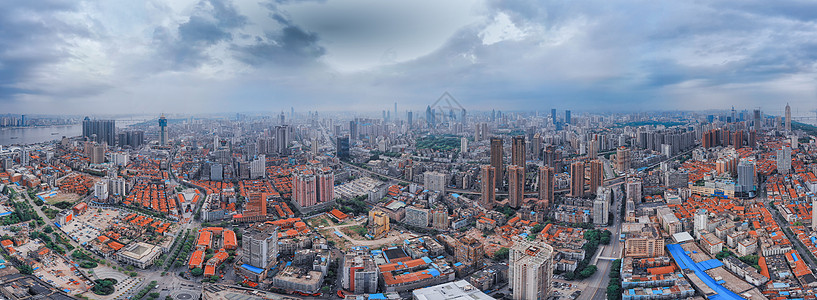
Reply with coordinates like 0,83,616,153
0,124,81,146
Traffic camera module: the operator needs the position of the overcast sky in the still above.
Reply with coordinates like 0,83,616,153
2,0,817,115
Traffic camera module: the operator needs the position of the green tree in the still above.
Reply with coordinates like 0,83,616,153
493,247,510,260
191,268,204,276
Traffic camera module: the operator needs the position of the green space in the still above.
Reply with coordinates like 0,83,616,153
606,259,622,300
92,278,117,295
415,135,460,151
1,200,40,226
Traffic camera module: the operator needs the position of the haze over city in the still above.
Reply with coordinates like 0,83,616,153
2,0,817,114
3,2,817,300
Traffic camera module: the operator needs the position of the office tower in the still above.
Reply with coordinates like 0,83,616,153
336,135,350,160
593,187,610,225
615,147,631,173
626,177,642,203
753,109,761,129
158,115,168,146
538,166,554,204
460,137,468,153
490,137,504,185
551,109,557,124
407,111,413,127
510,240,554,300
349,120,358,139
565,110,571,125
20,115,26,126
426,106,435,128
569,161,585,197
508,165,525,208
589,160,603,195
785,103,791,131
394,102,398,121
737,160,755,196
480,166,496,210
242,224,278,270
279,111,286,124
82,117,116,146
424,171,446,192
368,210,390,238
274,125,290,156
511,136,526,168
776,146,791,174
316,167,335,204
294,169,317,208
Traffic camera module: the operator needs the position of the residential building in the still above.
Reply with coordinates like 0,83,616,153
510,239,554,300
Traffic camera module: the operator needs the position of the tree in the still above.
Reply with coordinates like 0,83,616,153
579,265,597,278
606,284,621,300
493,247,510,260
191,268,204,276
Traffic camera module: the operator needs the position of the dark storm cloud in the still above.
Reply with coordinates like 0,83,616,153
153,0,248,69
0,0,90,98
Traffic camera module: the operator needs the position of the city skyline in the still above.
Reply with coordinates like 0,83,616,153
2,0,817,114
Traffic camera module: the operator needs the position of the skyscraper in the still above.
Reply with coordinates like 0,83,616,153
490,137,504,185
316,167,335,204
510,239,554,300
551,109,557,124
158,115,168,146
565,110,571,125
569,161,585,197
242,223,278,270
407,111,413,128
538,166,553,204
349,120,358,139
511,136,526,168
480,165,496,210
508,165,525,208
589,160,603,195
336,135,350,160
82,117,116,146
785,103,791,131
274,125,290,156
626,177,642,203
737,160,755,197
593,187,610,225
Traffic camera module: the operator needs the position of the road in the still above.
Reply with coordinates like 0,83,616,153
765,201,817,269
584,186,624,300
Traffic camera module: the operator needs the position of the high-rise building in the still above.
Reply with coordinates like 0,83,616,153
336,135,350,160
294,169,317,208
341,250,379,294
480,165,496,210
350,120,358,139
94,180,108,201
275,125,290,156
460,137,468,153
242,223,278,271
424,171,446,193
82,117,116,146
245,192,268,217
158,115,168,146
776,146,791,174
588,160,603,196
813,199,817,232
753,109,762,129
250,155,265,179
626,177,642,203
593,187,610,225
551,109,557,124
407,111,413,128
508,165,525,208
510,239,554,300
368,210,390,238
693,209,708,238
455,237,484,266
565,110,571,125
615,147,631,173
785,103,791,132
538,166,554,205
511,136,526,168
316,167,335,204
737,160,755,196
490,137,504,185
569,161,585,197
